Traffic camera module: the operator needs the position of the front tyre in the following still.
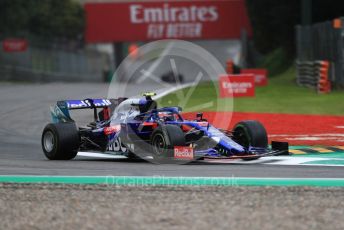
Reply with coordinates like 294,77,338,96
233,120,268,148
41,123,80,160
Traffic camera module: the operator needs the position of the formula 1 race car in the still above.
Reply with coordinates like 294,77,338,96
41,92,288,162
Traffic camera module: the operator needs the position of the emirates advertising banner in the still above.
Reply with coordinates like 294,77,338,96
2,39,28,52
219,74,255,97
85,0,252,42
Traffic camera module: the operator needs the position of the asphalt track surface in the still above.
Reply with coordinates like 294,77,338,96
1,82,344,178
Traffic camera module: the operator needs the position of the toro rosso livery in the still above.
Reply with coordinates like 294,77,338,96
42,93,288,162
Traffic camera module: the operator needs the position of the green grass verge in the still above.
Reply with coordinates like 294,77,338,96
258,48,292,77
158,67,344,115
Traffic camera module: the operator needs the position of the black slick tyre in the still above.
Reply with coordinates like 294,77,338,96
233,120,268,148
41,123,80,160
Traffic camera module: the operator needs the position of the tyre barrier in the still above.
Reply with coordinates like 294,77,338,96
296,60,331,93
317,61,331,93
226,59,234,74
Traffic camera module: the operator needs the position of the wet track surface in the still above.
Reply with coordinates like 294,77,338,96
1,82,344,178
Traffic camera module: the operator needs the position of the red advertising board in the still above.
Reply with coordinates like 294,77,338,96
85,0,252,42
219,74,255,97
2,39,28,52
241,69,268,86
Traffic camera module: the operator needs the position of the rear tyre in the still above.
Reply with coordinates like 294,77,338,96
41,123,80,160
233,120,268,148
151,125,186,161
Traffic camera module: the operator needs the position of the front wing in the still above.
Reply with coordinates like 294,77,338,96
174,141,289,161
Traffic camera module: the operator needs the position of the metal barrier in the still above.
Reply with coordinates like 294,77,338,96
0,41,112,82
296,17,344,89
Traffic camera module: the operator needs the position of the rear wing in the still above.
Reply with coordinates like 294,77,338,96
51,98,127,123
62,99,112,110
